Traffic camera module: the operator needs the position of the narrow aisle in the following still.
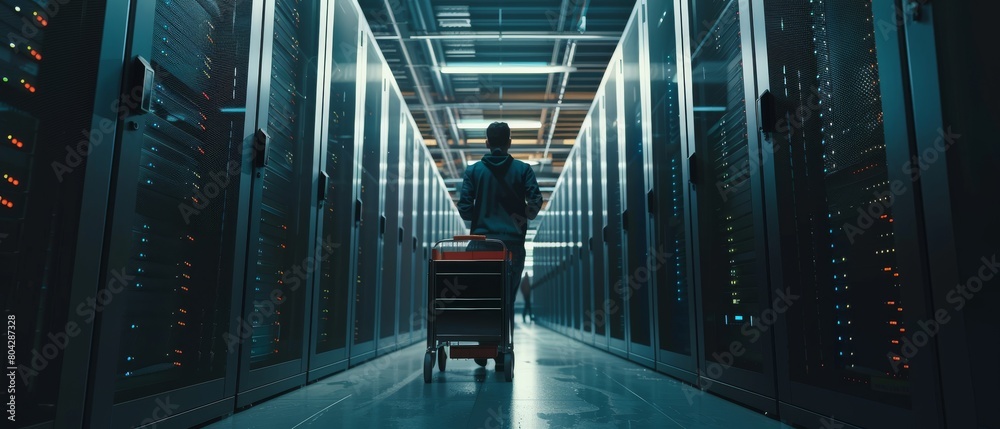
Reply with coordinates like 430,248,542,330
202,322,791,429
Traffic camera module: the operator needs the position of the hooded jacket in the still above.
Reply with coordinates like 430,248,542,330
457,152,543,242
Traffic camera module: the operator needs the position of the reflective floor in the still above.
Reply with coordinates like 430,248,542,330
202,322,791,428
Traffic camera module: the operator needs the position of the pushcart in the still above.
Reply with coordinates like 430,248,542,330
424,235,515,383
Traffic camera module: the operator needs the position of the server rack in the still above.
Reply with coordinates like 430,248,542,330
235,0,325,407
602,52,628,356
308,0,363,382
645,0,699,385
3,0,460,426
534,0,967,427
579,122,594,344
621,4,655,368
906,4,999,426
349,33,385,363
377,85,403,356
396,115,416,346
1,0,126,427
748,0,945,426
86,0,265,426
681,0,779,413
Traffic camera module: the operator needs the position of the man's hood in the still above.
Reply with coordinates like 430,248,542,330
481,154,513,172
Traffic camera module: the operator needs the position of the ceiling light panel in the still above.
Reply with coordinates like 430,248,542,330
436,6,471,28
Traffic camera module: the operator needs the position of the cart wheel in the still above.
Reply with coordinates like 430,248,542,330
437,346,447,372
423,352,433,383
474,358,487,367
503,352,514,382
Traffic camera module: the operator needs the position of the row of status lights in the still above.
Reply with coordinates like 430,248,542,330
12,5,48,27
8,4,45,59
1,77,36,92
7,135,25,148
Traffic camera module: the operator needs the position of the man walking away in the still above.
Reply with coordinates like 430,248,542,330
458,122,543,369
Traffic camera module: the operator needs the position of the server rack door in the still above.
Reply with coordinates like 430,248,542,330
589,101,608,347
570,160,581,334
86,0,264,426
378,87,403,354
602,60,628,355
752,0,944,425
549,220,555,325
235,0,324,405
559,191,568,331
397,121,415,345
574,149,584,335
412,148,426,333
309,0,361,380
683,0,777,411
647,0,697,382
1,1,125,426
350,36,385,362
579,126,593,340
621,7,655,366
905,3,997,426
414,146,434,330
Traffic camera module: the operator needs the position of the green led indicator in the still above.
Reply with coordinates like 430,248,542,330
1,77,7,82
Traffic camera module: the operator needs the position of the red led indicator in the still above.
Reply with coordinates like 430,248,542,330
3,174,19,186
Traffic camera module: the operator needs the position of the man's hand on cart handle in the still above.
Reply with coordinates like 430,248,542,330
453,235,488,241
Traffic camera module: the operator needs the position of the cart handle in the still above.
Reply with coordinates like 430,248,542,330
453,235,487,241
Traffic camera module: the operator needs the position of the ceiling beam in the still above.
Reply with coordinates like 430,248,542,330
538,0,572,148
427,146,574,154
380,32,622,41
413,102,592,111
